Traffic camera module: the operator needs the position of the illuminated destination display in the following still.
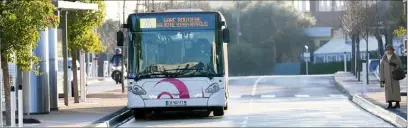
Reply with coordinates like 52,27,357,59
130,13,216,31
157,17,209,28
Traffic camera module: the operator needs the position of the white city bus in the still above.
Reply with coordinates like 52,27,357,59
117,9,230,118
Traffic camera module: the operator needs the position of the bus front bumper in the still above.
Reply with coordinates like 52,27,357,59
127,90,226,109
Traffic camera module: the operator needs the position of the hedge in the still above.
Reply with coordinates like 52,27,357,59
300,61,352,75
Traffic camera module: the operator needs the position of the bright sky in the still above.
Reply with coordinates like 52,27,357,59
103,1,233,22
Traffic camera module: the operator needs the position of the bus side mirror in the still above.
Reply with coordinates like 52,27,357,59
117,30,124,46
223,28,230,43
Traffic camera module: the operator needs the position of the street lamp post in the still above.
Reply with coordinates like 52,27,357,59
304,45,310,75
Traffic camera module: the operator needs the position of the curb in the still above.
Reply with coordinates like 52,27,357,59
333,73,407,127
87,107,133,127
333,76,353,100
352,94,407,128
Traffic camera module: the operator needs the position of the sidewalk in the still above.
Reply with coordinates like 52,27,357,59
23,80,128,127
87,77,111,85
334,72,407,127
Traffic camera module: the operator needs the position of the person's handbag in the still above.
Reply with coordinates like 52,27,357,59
392,66,406,80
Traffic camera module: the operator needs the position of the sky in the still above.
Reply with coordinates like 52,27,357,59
103,1,233,22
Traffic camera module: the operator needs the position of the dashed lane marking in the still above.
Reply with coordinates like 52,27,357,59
294,95,310,98
260,95,276,98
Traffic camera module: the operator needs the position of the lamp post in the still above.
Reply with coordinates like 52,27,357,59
304,45,310,75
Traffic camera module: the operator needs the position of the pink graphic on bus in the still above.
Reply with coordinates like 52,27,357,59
154,78,190,99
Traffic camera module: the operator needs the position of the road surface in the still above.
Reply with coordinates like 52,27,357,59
119,75,394,127
87,79,124,94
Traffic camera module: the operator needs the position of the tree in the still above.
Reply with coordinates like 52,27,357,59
391,1,406,38
216,1,315,75
137,1,211,12
97,19,120,54
341,1,366,77
67,0,105,103
0,0,58,125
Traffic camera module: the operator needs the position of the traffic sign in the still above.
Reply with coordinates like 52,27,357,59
303,52,310,58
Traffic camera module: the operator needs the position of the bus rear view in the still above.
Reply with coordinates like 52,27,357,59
118,9,231,118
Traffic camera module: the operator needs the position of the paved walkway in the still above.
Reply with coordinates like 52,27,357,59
334,72,407,122
23,80,127,127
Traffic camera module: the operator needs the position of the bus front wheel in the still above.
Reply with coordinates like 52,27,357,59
213,107,224,116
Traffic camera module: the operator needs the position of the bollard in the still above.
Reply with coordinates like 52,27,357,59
18,85,23,127
10,86,15,127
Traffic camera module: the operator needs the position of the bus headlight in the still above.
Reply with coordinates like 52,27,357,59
205,83,220,93
129,85,146,95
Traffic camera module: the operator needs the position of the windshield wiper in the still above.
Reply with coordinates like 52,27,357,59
136,71,182,79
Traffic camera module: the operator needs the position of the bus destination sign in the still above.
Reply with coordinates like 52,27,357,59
157,17,209,28
133,13,216,31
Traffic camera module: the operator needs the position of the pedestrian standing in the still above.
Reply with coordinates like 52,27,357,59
380,44,402,109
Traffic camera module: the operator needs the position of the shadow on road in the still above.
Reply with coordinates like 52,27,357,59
136,111,222,122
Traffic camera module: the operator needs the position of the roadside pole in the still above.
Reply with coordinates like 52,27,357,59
405,0,408,123
10,86,15,127
121,0,126,93
61,11,69,106
17,85,22,127
0,36,3,127
80,51,86,102
304,45,310,75
344,52,347,72
362,62,367,95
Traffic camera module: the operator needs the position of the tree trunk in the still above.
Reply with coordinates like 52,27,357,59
387,28,394,46
356,34,361,81
351,34,356,75
374,32,384,57
384,27,394,47
71,50,79,103
1,54,11,126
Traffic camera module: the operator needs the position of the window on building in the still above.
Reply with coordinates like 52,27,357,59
314,55,325,63
327,55,337,62
338,54,344,61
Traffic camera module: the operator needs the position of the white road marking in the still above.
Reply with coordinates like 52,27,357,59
230,95,241,99
260,95,276,98
242,76,264,127
251,76,263,96
295,95,310,98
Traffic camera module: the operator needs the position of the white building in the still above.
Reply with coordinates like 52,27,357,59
312,29,405,63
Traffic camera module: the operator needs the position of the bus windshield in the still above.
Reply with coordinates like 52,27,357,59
130,30,220,79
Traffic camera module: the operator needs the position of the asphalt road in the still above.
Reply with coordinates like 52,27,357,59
119,75,394,127
87,79,124,94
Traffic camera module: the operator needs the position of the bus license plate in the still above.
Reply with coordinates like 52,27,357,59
166,101,187,106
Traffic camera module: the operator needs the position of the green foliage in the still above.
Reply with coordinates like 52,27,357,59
67,0,105,53
388,1,406,37
300,61,352,75
0,0,59,72
137,1,211,12
393,26,406,37
216,1,315,75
